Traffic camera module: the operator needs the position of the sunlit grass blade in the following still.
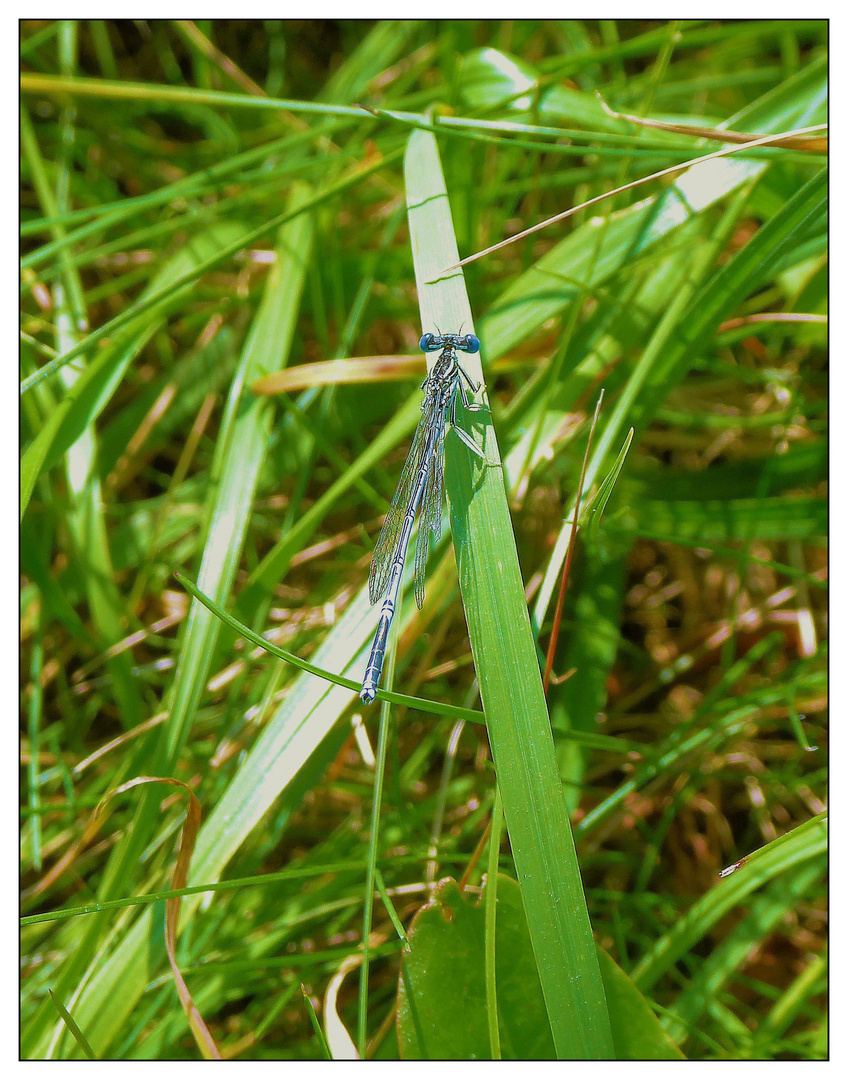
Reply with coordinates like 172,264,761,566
23,184,315,1058
405,127,614,1059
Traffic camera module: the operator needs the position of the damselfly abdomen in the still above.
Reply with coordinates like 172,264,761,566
360,332,487,704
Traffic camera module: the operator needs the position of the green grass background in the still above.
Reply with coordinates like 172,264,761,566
21,19,827,1061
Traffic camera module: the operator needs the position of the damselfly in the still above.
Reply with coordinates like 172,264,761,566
360,332,488,704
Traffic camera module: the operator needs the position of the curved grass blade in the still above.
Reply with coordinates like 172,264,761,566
23,184,316,1059
177,572,486,725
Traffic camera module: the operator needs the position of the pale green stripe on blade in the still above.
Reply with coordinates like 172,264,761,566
404,129,615,1060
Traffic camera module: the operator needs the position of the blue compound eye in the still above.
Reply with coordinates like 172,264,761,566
462,334,480,354
419,333,438,352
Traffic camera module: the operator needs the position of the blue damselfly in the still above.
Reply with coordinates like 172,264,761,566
360,331,487,703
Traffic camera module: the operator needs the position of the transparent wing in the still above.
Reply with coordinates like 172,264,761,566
413,410,447,608
368,408,431,604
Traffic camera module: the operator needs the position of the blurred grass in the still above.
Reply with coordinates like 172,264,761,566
21,19,827,1061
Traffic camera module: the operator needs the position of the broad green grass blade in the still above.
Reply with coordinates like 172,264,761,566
397,875,682,1059
46,588,373,1057
23,185,315,1059
405,128,614,1059
158,183,315,770
21,222,249,518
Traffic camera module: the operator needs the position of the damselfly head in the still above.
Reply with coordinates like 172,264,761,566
419,331,480,354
